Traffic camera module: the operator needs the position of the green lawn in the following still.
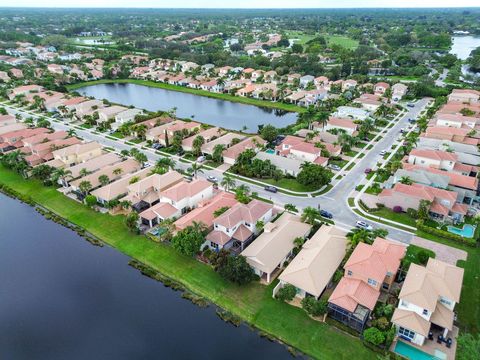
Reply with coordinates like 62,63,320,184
325,35,359,50
262,177,320,192
66,79,305,113
0,165,373,360
370,208,417,228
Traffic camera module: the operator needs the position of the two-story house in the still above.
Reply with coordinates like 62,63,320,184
204,200,273,252
328,237,406,332
392,258,464,347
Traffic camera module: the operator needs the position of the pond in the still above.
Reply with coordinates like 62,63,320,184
0,193,293,360
450,36,480,61
76,83,298,133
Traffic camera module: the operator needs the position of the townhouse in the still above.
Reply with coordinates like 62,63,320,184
122,171,184,212
25,137,81,166
378,183,468,223
204,200,273,252
317,116,358,136
67,153,123,180
447,89,479,104
274,135,329,166
51,141,103,167
392,83,408,102
114,108,143,127
181,127,224,152
407,149,477,177
70,159,141,192
201,132,244,156
275,225,347,300
392,259,463,347
146,120,201,145
374,82,390,95
395,164,479,206
242,212,312,283
91,167,152,205
140,179,213,227
328,237,406,332
222,136,266,165
335,106,370,121
173,192,238,232
97,106,129,123
0,127,49,153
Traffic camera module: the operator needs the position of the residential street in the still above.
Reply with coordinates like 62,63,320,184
2,98,429,244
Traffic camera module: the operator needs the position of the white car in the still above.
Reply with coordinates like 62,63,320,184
379,150,386,156
207,175,218,183
356,221,373,231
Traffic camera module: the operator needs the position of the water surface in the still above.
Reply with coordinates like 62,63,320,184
0,193,292,360
76,83,298,132
450,36,480,60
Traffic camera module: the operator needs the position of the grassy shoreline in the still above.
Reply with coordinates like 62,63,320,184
0,165,373,360
66,78,305,113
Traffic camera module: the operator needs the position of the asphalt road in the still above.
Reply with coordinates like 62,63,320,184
2,98,429,244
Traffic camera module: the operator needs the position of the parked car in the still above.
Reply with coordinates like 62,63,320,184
177,149,185,156
379,150,386,156
197,156,206,163
407,103,415,108
207,175,218,183
320,210,333,219
364,168,372,174
356,221,373,231
408,118,416,124
264,185,278,193
328,164,341,171
183,175,193,182
400,128,406,133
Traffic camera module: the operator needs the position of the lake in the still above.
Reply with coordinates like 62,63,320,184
76,83,298,132
450,36,480,61
0,193,293,360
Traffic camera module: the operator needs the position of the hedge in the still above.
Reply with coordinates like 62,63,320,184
416,220,477,246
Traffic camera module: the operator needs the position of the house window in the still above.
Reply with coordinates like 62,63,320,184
367,278,377,287
210,242,218,249
347,270,352,276
398,327,415,340
422,309,428,316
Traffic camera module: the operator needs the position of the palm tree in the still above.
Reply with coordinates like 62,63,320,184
120,200,132,210
112,168,123,176
51,168,72,186
399,176,413,185
301,206,320,225
315,111,329,130
98,174,110,186
294,236,305,249
188,162,203,179
192,135,205,156
156,157,176,171
78,180,92,196
67,129,77,137
220,174,236,191
347,228,373,247
79,168,91,177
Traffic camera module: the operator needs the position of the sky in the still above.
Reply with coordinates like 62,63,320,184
0,0,479,8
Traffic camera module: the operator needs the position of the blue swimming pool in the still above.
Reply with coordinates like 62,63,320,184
265,149,275,154
447,224,475,238
394,341,436,360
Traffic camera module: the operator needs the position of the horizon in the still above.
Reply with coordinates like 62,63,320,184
1,0,479,9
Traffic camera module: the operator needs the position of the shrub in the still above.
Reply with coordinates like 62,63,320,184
276,284,297,302
217,255,256,285
406,208,418,218
393,206,403,213
417,250,430,265
373,317,390,331
84,195,97,207
363,327,386,346
383,304,394,318
301,297,328,317
417,220,476,246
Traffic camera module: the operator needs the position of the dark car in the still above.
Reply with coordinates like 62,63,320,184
407,103,415,108
364,168,372,174
264,185,278,193
320,210,333,219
